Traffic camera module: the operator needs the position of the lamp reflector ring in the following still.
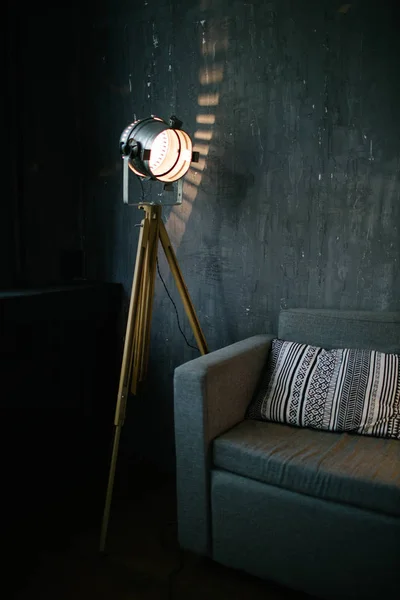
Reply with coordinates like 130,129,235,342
149,129,192,182
122,116,193,183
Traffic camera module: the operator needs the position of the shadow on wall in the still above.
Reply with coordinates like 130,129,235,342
165,14,228,248
158,3,249,349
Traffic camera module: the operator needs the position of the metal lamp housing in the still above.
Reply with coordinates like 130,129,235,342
120,116,193,183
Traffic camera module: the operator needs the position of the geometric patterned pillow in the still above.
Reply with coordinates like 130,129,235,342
247,339,400,439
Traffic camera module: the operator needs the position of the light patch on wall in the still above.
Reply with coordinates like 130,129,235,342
192,157,207,171
199,65,224,84
168,197,195,248
185,168,202,186
198,93,219,106
193,143,210,156
195,130,213,141
169,207,187,225
196,114,216,125
183,181,199,202
167,212,187,247
165,14,228,249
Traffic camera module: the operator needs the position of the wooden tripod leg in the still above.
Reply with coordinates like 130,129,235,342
131,278,143,394
131,234,150,394
114,216,149,420
132,211,150,386
159,220,208,355
140,206,161,380
129,206,159,391
99,217,148,552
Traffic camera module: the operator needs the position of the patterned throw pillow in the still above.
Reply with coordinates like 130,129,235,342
247,339,400,439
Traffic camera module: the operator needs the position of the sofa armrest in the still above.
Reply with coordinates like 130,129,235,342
174,334,274,556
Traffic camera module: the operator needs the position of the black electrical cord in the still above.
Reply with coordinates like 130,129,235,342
136,175,152,203
156,257,199,352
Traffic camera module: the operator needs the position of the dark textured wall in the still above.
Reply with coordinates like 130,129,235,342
3,2,85,288
83,0,400,469
3,3,21,287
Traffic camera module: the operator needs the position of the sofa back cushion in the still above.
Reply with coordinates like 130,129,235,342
278,309,400,354
247,339,400,439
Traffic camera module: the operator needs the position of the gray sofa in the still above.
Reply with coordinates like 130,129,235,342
174,309,400,599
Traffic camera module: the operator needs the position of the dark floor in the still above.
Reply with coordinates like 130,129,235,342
12,464,311,600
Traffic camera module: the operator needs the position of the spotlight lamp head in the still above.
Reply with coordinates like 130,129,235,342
120,115,199,205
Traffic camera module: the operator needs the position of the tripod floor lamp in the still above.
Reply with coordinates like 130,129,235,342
100,115,208,551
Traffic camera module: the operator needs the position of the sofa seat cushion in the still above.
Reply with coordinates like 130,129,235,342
213,419,400,517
